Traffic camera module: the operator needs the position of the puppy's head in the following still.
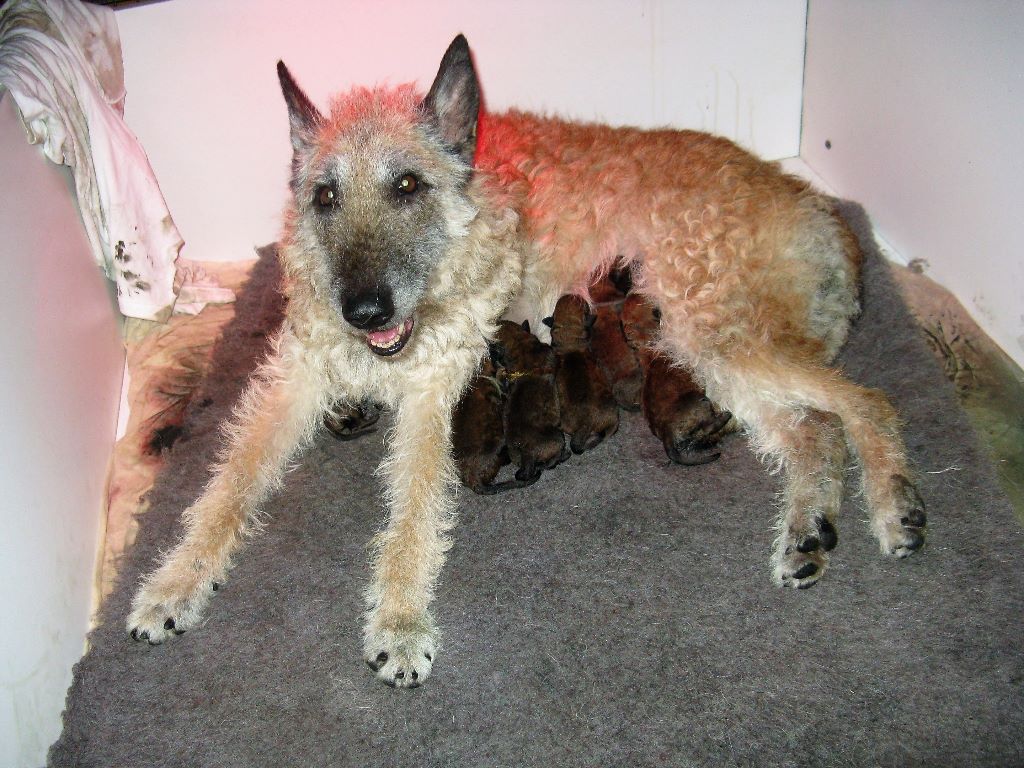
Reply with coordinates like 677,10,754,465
547,294,592,351
620,294,661,351
495,321,552,372
277,35,480,358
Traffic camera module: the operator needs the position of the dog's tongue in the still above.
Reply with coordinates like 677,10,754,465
367,324,403,347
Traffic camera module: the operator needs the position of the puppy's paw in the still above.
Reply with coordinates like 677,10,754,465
127,564,220,644
874,474,927,558
664,397,733,465
772,516,837,590
363,619,437,688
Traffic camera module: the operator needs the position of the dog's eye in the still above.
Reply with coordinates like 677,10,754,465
397,173,419,196
315,185,336,208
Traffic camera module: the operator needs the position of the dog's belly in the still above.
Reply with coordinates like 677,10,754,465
481,111,859,356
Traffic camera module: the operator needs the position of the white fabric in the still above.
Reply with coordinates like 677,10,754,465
0,0,182,320
173,261,237,316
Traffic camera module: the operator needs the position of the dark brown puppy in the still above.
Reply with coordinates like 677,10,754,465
546,295,620,454
495,320,570,481
620,293,733,465
452,351,536,494
589,302,642,410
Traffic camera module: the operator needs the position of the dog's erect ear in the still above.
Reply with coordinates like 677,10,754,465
277,60,323,152
422,34,480,163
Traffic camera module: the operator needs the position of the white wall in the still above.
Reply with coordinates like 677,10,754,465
802,0,1024,369
113,0,807,264
0,93,124,768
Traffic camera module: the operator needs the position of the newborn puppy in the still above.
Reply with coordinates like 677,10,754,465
620,294,733,465
452,350,536,494
589,302,643,410
546,295,620,454
495,320,570,481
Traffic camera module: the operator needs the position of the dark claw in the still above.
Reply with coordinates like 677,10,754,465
818,518,838,551
394,670,406,680
797,579,819,590
410,670,419,681
901,509,927,528
139,630,150,642
425,653,432,661
367,651,389,672
164,618,176,631
792,562,819,580
902,531,925,551
130,628,139,641
797,536,820,553
212,582,220,592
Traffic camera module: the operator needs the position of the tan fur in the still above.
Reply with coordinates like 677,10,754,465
129,36,925,686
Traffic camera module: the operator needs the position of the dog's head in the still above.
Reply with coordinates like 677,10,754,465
278,35,480,357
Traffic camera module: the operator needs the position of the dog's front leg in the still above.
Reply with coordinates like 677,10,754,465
128,331,328,643
363,377,465,688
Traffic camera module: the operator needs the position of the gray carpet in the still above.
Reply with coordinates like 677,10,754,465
50,204,1024,767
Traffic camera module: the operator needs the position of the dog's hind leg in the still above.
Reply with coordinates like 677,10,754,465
128,330,329,643
697,351,925,585
363,367,470,688
765,408,847,588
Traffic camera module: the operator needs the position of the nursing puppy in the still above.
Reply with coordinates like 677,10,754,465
495,320,569,481
621,293,733,465
452,349,534,494
129,35,926,687
546,294,619,453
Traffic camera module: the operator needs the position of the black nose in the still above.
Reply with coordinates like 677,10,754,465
342,288,395,330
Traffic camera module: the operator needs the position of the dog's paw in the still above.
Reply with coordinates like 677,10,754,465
127,565,220,644
664,397,733,465
324,400,382,440
873,474,927,558
772,516,837,589
363,620,437,689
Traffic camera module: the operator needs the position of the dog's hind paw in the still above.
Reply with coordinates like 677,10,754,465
873,474,927,557
772,516,837,590
363,620,437,688
127,564,220,644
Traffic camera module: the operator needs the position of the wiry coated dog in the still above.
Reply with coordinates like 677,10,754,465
129,35,926,686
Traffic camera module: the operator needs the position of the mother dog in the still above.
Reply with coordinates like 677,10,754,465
129,36,926,687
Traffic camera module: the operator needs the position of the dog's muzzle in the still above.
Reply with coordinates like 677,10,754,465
341,288,415,356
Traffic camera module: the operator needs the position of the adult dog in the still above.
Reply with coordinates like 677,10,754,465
129,35,926,687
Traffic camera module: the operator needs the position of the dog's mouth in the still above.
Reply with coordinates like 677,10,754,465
365,316,415,357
